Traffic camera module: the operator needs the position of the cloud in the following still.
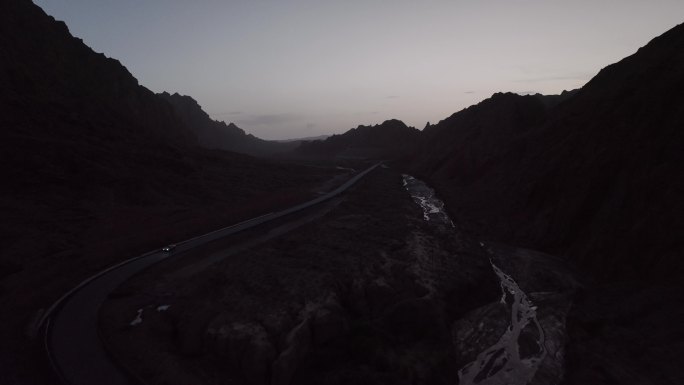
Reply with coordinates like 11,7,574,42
235,113,303,127
385,95,400,99
209,111,243,119
516,91,538,95
464,91,475,94
305,122,316,130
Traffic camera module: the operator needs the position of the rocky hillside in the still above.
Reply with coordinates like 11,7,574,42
0,1,192,145
158,92,299,156
296,119,421,160
0,2,338,383
414,92,551,183
406,25,684,384
410,23,684,283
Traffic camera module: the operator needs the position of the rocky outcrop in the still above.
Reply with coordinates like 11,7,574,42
271,317,312,385
270,298,351,385
203,298,350,385
206,320,277,385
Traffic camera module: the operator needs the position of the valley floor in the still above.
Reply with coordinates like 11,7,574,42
99,165,684,385
0,158,345,385
101,165,495,384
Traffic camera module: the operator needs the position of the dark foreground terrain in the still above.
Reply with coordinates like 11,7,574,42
81,163,683,385
0,1,346,383
101,166,491,384
100,166,595,385
3,1,684,384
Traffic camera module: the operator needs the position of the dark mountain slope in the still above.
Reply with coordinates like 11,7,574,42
407,91,570,257
414,92,550,183
521,23,684,281
0,2,337,383
412,23,684,284
158,92,298,156
0,1,191,144
412,90,576,186
409,25,684,384
296,119,421,159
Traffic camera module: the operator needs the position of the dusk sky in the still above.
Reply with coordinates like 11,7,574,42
34,1,684,140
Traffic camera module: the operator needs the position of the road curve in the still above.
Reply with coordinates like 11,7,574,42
44,162,381,385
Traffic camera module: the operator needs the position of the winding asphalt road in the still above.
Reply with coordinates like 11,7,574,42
42,162,381,385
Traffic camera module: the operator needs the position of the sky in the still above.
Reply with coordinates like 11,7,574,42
34,1,684,140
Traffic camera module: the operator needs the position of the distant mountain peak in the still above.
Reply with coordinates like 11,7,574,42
380,118,408,127
295,119,420,160
157,92,297,156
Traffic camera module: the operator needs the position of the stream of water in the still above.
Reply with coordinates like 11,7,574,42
401,175,454,228
401,174,546,385
457,259,546,385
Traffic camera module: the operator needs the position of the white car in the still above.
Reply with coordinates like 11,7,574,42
162,244,176,253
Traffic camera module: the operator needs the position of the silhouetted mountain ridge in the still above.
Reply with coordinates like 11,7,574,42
410,22,684,284
158,92,298,156
406,27,684,383
415,92,551,184
296,119,420,159
0,3,339,382
0,1,192,145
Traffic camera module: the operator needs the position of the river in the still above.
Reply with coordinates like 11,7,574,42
401,174,546,385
